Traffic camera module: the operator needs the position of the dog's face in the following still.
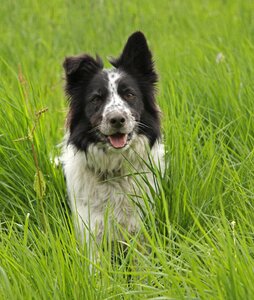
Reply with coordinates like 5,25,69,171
63,32,160,152
85,69,144,149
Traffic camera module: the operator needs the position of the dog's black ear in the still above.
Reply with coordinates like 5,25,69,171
110,31,157,83
63,54,103,76
63,54,103,96
63,54,103,81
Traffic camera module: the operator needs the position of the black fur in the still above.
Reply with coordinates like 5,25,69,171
63,31,160,151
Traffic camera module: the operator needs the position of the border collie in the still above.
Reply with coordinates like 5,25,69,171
61,32,164,246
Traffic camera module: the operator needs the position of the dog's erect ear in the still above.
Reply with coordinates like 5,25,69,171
63,54,103,78
110,31,157,83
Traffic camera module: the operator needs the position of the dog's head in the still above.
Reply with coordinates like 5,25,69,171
63,31,160,152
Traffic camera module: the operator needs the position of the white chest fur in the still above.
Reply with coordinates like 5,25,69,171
61,134,164,243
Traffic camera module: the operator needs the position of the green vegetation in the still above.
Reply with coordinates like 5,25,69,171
1,0,254,299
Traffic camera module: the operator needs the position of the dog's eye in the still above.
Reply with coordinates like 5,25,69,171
91,95,102,102
124,92,135,101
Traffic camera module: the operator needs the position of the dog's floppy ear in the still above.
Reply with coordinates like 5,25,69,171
63,54,103,97
110,31,157,83
63,54,103,79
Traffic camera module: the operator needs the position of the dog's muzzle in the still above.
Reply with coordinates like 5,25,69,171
100,110,135,149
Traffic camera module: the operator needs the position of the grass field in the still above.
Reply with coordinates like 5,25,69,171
1,0,254,299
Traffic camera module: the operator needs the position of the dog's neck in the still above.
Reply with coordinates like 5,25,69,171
82,134,150,179
86,164,122,181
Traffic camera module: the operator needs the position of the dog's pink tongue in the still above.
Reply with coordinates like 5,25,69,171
108,133,127,149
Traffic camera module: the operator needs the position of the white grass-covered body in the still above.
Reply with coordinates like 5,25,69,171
62,134,164,243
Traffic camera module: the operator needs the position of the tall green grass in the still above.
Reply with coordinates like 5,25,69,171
1,0,254,299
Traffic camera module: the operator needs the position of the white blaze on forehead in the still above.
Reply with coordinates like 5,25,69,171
103,69,129,115
99,68,136,136
107,68,121,94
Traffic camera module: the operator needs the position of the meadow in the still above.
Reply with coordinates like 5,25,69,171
1,0,254,299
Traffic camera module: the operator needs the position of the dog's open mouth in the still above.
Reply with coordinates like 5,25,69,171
107,133,131,149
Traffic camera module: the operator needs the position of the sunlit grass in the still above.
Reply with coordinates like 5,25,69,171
1,0,254,299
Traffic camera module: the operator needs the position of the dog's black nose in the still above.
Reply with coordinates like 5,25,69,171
109,113,126,128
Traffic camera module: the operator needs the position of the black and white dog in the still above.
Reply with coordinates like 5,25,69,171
61,32,164,245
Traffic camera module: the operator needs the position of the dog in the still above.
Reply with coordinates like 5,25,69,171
61,32,164,247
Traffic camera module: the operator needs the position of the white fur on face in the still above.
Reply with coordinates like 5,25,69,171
99,69,135,135
104,69,124,114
